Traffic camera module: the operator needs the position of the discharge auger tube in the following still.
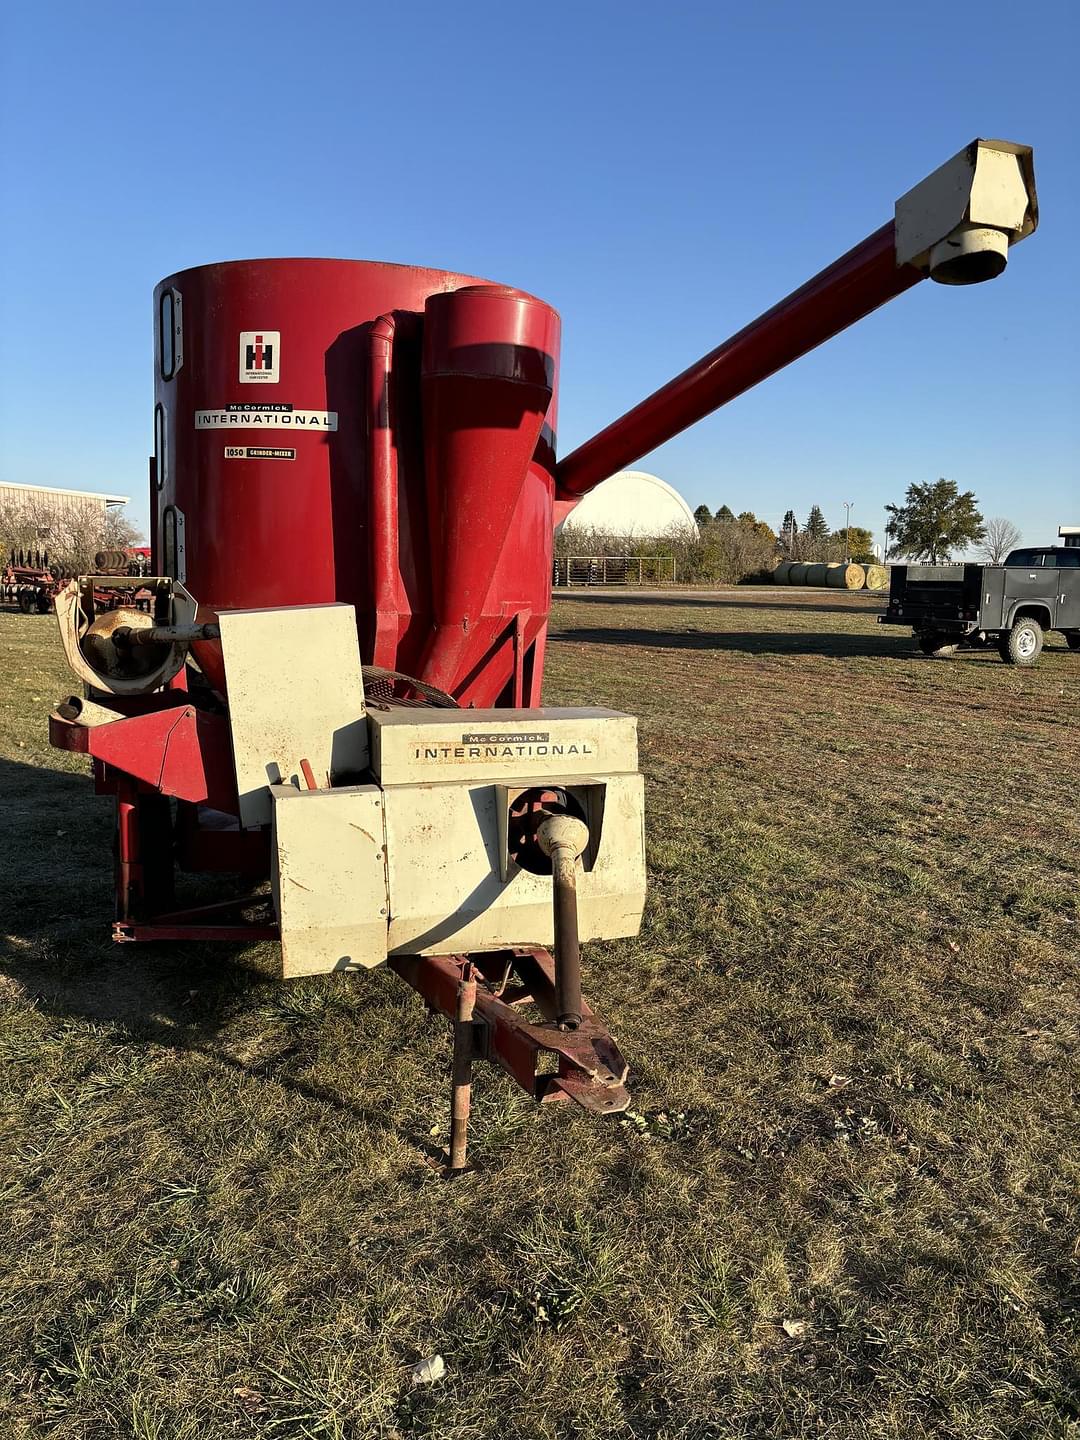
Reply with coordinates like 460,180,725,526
555,224,918,500
555,139,1037,501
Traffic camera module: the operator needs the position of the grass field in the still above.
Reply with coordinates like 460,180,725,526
1,591,1078,1440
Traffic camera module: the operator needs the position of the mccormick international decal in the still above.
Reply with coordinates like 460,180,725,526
413,732,596,762
195,403,337,431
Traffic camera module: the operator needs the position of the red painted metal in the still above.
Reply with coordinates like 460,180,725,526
555,223,922,499
68,218,937,952
418,285,558,701
116,923,280,943
52,706,237,810
116,778,140,921
153,231,923,706
174,804,269,875
366,314,406,668
155,259,559,706
389,949,631,1114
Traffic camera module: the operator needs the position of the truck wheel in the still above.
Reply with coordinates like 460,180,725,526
918,633,959,658
1067,633,1080,652
1000,617,1044,666
17,590,33,614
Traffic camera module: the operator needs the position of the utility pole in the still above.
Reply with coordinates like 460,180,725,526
843,501,854,561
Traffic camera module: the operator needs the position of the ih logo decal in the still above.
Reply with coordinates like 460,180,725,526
238,330,280,384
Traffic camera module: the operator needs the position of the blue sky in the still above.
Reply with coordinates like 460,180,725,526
1,1,1076,552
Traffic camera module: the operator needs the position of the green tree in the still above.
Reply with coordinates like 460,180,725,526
736,510,776,543
829,525,874,563
886,480,985,564
802,505,829,560
804,505,829,544
693,504,713,528
714,505,735,523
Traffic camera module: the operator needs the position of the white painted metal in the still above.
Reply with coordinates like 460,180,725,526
214,605,647,973
219,603,369,828
382,771,646,956
270,783,388,977
368,707,639,786
894,139,1037,278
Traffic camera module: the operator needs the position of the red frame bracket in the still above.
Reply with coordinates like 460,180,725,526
390,948,630,1115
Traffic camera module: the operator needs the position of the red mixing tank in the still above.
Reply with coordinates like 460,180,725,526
153,259,560,705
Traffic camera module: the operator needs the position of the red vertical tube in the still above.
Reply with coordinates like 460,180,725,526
418,286,558,694
116,779,140,921
367,315,403,668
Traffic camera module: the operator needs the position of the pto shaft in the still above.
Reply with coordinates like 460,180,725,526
112,621,220,649
536,812,590,1031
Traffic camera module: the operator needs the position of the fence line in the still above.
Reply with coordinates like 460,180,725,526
553,556,676,587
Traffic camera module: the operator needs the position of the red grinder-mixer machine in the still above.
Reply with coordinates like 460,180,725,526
48,141,1037,1164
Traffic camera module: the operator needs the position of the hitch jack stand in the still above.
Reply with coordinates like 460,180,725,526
448,963,478,1172
389,948,631,1173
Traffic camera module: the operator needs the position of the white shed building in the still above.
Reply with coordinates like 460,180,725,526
557,471,698,539
0,481,129,531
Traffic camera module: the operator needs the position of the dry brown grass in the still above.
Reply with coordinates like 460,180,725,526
1,591,1078,1439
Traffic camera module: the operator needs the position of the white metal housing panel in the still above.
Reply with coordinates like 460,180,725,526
369,707,638,786
271,784,388,977
383,772,645,955
894,139,1035,269
219,604,369,827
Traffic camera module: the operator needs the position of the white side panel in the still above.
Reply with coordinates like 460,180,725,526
369,707,638,786
218,604,369,827
384,773,645,956
271,784,388,978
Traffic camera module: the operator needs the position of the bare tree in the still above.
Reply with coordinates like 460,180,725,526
104,505,144,551
554,516,777,585
0,491,110,573
979,517,1022,565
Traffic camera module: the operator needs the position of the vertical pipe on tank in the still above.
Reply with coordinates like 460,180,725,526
417,286,557,695
367,316,403,667
148,456,159,576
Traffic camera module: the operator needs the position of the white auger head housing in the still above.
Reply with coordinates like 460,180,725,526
895,139,1038,285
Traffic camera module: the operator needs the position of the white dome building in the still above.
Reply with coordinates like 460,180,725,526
556,470,699,539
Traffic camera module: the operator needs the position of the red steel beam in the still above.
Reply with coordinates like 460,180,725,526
555,222,922,500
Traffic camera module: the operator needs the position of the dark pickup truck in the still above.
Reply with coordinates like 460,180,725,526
880,545,1080,666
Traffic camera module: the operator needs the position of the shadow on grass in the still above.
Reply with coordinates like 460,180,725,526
550,625,925,659
0,755,447,1166
553,590,881,615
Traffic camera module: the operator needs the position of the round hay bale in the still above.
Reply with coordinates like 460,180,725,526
787,562,810,585
826,563,866,590
863,564,889,591
772,561,794,585
804,563,831,586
